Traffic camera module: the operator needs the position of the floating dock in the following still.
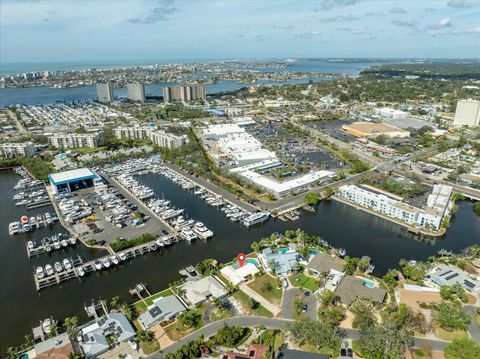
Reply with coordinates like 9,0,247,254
26,238,78,258
33,235,178,291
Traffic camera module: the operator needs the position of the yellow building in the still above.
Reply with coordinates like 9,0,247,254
342,122,410,138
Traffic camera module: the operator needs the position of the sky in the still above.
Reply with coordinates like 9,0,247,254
1,0,480,63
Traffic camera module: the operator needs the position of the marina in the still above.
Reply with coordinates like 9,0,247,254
9,211,58,235
26,233,77,257
1,169,480,352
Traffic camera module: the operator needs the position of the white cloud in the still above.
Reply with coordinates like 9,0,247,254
468,26,480,33
437,17,452,27
447,0,474,8
391,18,417,27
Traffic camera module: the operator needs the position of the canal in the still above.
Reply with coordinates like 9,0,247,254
1,170,479,353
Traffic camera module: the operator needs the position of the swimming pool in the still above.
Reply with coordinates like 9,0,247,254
278,247,289,254
246,258,259,267
362,279,376,288
18,354,29,359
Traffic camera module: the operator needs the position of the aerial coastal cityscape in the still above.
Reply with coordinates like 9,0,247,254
1,1,480,359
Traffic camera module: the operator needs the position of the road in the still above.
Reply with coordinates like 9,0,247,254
148,316,450,358
282,288,317,320
462,305,480,343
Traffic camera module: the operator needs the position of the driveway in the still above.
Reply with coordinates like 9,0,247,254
148,316,450,358
462,305,480,343
282,288,317,320
239,283,281,316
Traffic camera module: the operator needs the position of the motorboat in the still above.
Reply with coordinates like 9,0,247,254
41,318,53,335
243,211,270,227
22,223,32,232
45,264,54,276
110,255,119,265
156,239,165,247
45,245,52,252
338,248,346,258
36,266,45,279
193,222,214,239
101,258,110,268
27,241,35,250
61,239,68,247
77,267,85,277
63,258,72,270
54,262,63,273
69,237,77,245
94,260,103,270
182,230,197,242
8,222,20,235
118,252,127,261
53,240,61,250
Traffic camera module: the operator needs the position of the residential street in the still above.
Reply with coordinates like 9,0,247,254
281,288,317,320
462,305,480,343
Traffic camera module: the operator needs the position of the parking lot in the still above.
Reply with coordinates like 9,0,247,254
64,182,167,245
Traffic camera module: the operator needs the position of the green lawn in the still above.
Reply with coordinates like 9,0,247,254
144,288,174,306
209,307,233,322
435,327,469,341
289,272,320,292
232,290,273,317
139,338,160,355
133,301,147,313
247,274,283,305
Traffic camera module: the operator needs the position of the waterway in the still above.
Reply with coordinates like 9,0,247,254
1,170,479,353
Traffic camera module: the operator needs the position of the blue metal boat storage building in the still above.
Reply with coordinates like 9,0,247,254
48,168,100,194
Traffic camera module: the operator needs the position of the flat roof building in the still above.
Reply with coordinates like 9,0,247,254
49,168,100,194
48,133,99,149
454,99,480,127
127,82,146,103
163,84,206,102
0,142,35,158
342,122,410,138
96,82,114,103
374,107,408,119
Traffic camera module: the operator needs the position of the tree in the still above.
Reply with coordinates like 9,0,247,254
318,289,337,307
119,302,138,321
318,306,345,326
110,296,121,310
213,325,249,347
137,329,154,343
304,193,320,205
286,318,341,356
350,298,376,329
356,320,413,359
473,202,480,216
179,311,202,328
63,316,79,336
444,338,480,359
382,269,399,289
343,256,359,275
440,284,467,303
433,301,470,331
323,186,334,197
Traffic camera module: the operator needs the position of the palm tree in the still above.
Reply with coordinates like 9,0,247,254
137,329,154,343
48,321,59,338
63,316,79,336
110,296,121,311
6,347,17,359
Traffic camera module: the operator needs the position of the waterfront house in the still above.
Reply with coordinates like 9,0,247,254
77,312,136,358
259,244,300,275
397,285,442,312
334,275,387,305
178,275,228,307
306,252,344,277
426,264,480,292
139,295,186,329
222,343,268,359
220,262,260,285
32,333,73,359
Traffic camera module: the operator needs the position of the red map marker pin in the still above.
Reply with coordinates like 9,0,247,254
237,253,246,267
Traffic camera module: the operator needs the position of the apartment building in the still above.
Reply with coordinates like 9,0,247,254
127,83,146,103
113,126,185,149
163,85,206,102
48,133,100,149
96,82,114,103
454,99,480,127
338,184,452,231
0,142,35,158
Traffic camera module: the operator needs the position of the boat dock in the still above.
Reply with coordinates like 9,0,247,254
26,199,52,209
26,237,78,258
33,234,178,291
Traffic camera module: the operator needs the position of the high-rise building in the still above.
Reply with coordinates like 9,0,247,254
96,82,114,103
0,142,35,158
454,99,480,127
48,133,100,149
127,83,146,103
113,125,185,149
163,85,206,103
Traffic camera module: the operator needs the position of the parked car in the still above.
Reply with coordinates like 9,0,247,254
302,304,308,313
280,277,288,288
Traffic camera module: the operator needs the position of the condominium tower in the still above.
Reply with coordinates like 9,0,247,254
454,99,480,127
127,83,146,103
163,85,206,103
96,82,114,103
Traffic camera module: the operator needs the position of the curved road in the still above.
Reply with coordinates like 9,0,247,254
282,288,317,320
148,315,450,358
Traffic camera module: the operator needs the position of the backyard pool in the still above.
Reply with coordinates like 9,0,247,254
362,279,376,288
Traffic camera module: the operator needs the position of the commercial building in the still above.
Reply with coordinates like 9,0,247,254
78,313,136,358
127,82,146,102
342,122,410,138
0,141,35,158
163,84,206,102
96,82,114,103
113,125,186,149
49,167,101,194
178,276,227,306
374,107,408,119
138,295,186,329
48,133,100,149
239,170,334,198
337,184,453,231
453,99,480,127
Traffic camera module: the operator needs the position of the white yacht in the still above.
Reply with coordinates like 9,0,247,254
9,222,20,235
36,266,45,279
110,255,119,265
27,241,35,250
69,237,77,245
181,229,197,242
118,252,127,261
63,258,72,270
54,262,63,273
94,260,103,270
77,267,85,277
243,211,270,227
193,222,214,239
45,264,54,276
101,258,110,268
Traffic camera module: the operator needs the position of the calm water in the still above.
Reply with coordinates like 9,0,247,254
0,57,385,106
1,170,479,352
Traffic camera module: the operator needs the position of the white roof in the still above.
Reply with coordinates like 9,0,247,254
240,170,334,195
49,167,96,184
220,263,260,285
179,276,227,305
